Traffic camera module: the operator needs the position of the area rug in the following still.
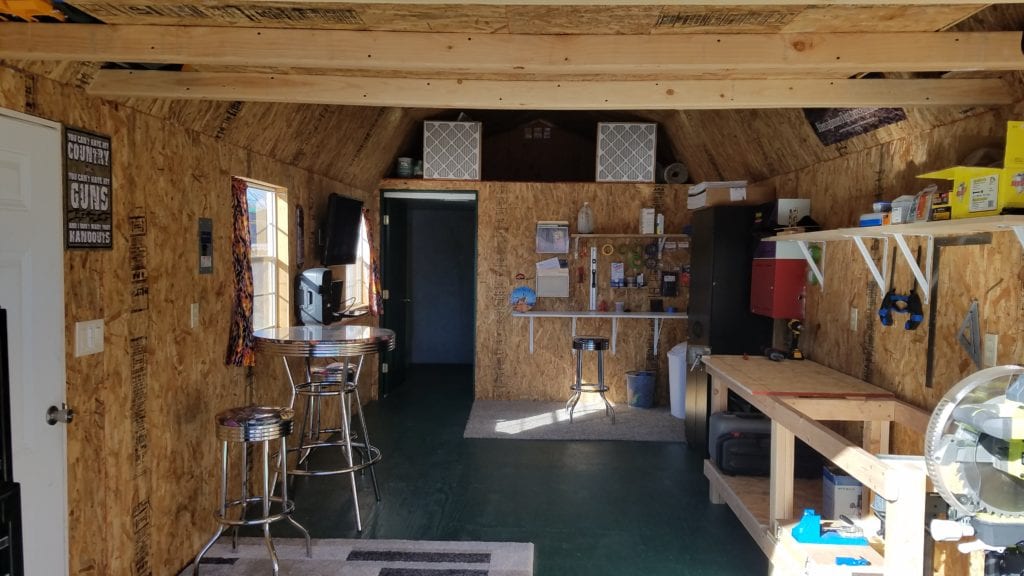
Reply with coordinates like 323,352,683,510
184,537,534,576
463,399,685,442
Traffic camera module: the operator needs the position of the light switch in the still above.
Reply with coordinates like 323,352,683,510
74,319,104,357
190,303,200,329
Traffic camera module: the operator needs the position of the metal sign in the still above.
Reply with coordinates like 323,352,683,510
804,108,907,146
63,126,112,249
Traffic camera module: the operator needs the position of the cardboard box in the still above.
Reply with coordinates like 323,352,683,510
639,208,656,234
1006,120,1024,169
687,181,776,211
917,166,1024,219
822,466,863,520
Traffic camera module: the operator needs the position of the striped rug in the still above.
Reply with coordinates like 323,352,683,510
183,537,534,576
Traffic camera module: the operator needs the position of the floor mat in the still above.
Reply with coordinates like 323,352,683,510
184,537,534,576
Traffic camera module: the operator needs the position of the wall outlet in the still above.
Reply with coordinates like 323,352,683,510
984,333,998,367
74,319,104,357
190,302,200,329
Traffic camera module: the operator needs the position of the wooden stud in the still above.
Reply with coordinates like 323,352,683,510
86,71,1014,110
4,25,1023,76
769,420,795,532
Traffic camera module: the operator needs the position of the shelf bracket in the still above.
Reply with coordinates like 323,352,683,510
795,241,825,291
653,318,662,356
528,316,534,354
851,236,889,297
891,233,934,305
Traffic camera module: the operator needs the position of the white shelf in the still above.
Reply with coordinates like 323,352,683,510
764,215,1024,302
511,311,687,355
570,233,689,252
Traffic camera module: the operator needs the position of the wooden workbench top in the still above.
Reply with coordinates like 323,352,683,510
703,355,894,398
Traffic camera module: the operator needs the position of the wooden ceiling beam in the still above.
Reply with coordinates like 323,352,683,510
3,24,1023,75
86,70,1013,109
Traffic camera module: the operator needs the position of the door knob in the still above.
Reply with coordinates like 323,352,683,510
45,403,73,426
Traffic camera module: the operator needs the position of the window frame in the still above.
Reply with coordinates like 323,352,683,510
245,180,289,330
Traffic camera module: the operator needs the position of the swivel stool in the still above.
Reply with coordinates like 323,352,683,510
193,406,310,575
567,336,615,423
292,358,381,532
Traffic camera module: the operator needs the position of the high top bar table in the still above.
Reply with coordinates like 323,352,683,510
254,325,395,531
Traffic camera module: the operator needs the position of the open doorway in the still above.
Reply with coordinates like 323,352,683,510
379,191,477,396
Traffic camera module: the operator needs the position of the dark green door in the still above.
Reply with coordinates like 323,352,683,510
380,197,410,396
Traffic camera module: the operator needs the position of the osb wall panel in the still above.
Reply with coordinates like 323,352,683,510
379,179,689,404
762,101,1024,576
0,63,377,575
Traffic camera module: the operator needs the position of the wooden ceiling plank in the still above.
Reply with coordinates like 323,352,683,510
3,25,1023,75
85,70,1013,109
64,0,1019,5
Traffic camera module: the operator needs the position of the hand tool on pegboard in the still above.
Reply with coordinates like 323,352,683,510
958,300,982,369
923,234,991,387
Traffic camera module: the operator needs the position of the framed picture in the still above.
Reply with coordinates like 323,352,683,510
536,221,569,254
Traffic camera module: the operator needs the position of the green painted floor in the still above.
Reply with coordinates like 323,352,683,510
284,364,768,576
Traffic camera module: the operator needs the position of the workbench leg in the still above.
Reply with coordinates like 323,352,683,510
862,421,891,518
883,466,927,576
770,421,795,535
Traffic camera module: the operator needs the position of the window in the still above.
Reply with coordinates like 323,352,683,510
341,217,371,309
247,182,288,330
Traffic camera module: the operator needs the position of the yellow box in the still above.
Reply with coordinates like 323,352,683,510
917,166,1024,219
1006,121,1024,169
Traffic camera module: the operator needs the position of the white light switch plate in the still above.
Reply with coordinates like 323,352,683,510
74,319,104,357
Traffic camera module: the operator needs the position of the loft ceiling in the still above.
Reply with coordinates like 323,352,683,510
1,2,1023,109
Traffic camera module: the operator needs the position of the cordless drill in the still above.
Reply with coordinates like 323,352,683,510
788,319,805,360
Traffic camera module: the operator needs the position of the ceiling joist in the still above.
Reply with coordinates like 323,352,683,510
86,71,1013,110
3,25,1022,76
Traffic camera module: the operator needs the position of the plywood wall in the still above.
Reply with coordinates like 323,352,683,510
761,98,1024,576
0,63,379,575
380,179,690,404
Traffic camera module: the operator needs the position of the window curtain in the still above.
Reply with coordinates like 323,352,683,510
363,209,384,317
225,177,256,366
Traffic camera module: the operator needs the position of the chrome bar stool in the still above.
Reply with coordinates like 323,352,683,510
567,336,615,423
291,357,381,532
193,406,310,575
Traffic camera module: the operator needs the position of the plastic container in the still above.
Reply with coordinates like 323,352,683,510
626,371,655,408
667,342,687,418
577,202,594,234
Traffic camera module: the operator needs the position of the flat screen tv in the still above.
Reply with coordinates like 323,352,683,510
321,193,363,266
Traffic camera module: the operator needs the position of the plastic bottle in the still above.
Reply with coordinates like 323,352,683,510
577,202,594,234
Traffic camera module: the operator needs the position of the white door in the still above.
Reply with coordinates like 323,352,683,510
0,108,69,575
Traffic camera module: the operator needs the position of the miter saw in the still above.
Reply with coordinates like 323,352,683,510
925,365,1024,574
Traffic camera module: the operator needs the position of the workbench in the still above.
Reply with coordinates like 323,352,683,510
701,355,931,576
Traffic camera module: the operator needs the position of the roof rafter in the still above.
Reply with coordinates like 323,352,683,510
3,25,1022,76
86,70,1014,110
